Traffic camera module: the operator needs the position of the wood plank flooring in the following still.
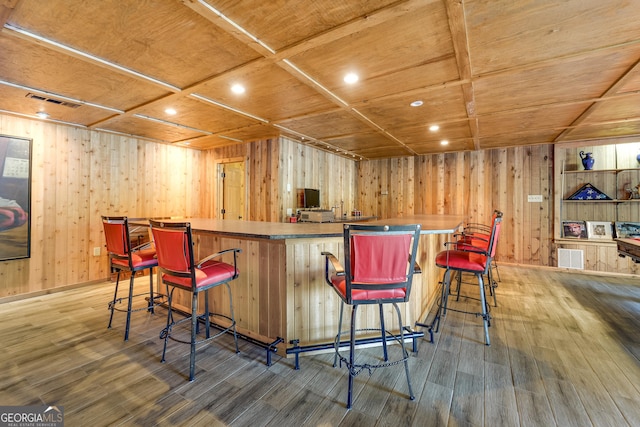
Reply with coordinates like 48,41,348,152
0,265,639,426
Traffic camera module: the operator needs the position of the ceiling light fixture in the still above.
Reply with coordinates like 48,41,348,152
429,124,440,132
165,108,177,115
410,100,423,107
36,111,49,119
441,140,449,146
344,73,359,84
231,84,245,94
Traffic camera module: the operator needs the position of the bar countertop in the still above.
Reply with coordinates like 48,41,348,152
131,214,464,240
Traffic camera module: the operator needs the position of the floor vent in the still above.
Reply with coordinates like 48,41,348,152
26,93,81,108
558,248,584,269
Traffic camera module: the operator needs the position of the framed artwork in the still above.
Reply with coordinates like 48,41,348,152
0,135,32,260
586,221,613,240
614,222,640,239
562,220,587,239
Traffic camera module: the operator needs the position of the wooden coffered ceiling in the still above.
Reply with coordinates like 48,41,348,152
1,0,639,159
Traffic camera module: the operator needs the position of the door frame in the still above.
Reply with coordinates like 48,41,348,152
215,156,248,220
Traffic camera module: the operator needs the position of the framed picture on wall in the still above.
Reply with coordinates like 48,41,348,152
614,222,640,238
562,220,587,239
0,134,32,260
585,221,613,240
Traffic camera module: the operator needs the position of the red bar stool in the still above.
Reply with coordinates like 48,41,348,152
454,210,503,306
102,216,161,341
435,213,502,345
149,219,241,382
322,223,421,409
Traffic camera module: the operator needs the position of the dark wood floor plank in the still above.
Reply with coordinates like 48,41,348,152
0,266,638,426
514,388,555,427
411,380,453,427
484,361,518,426
542,378,592,427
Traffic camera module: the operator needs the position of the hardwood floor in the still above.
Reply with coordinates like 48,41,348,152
0,265,639,426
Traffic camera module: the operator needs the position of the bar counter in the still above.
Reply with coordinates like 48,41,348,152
132,215,464,356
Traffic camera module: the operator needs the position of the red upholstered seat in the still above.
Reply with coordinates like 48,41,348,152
435,249,488,272
330,275,407,300
163,261,238,290
102,216,160,341
321,223,421,409
431,213,502,346
455,211,503,306
111,248,158,269
150,219,241,382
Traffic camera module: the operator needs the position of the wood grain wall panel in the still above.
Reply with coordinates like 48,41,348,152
554,141,640,274
0,110,633,300
356,145,555,266
0,114,205,299
278,137,357,220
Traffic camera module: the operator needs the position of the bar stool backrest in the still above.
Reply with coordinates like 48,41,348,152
487,213,503,259
342,223,421,304
102,216,135,269
149,220,197,289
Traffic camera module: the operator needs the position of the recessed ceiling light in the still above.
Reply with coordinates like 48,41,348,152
429,124,439,132
165,108,177,115
344,73,359,84
231,84,245,94
36,111,49,119
441,140,449,146
410,100,423,107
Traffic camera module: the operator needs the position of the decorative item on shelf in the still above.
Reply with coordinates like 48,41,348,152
579,151,594,170
624,183,640,199
614,222,640,238
637,149,640,165
562,220,587,239
586,221,613,240
566,183,611,200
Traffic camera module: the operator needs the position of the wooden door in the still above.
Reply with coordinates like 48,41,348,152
221,161,245,220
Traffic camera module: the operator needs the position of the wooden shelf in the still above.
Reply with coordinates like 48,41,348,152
555,238,617,246
563,168,640,174
563,199,640,203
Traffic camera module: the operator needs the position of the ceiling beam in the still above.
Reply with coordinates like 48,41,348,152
445,0,479,150
554,57,640,142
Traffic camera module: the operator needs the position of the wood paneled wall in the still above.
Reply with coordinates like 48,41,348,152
201,137,358,222
201,138,281,222
357,145,555,266
1,112,634,300
554,141,640,274
0,114,205,298
278,137,357,220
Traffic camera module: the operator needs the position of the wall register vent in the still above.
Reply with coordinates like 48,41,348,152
557,248,584,269
26,93,81,108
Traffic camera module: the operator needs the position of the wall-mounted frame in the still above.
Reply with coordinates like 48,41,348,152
586,221,613,240
0,135,32,260
615,222,640,239
562,220,587,239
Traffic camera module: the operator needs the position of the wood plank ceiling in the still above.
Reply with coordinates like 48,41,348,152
0,0,639,159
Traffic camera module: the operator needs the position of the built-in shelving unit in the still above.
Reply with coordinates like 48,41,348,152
554,142,640,272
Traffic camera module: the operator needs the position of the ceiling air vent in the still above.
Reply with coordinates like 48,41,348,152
26,93,81,108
